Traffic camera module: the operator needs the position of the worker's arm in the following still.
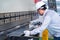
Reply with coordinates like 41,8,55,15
30,18,40,24
29,18,41,29
30,15,51,35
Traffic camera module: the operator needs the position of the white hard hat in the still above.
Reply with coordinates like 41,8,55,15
36,1,46,10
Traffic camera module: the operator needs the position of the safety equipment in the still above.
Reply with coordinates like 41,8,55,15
29,21,42,29
29,19,42,29
24,30,30,36
36,1,45,10
34,0,40,3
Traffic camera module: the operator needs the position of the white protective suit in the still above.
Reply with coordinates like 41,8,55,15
30,9,60,37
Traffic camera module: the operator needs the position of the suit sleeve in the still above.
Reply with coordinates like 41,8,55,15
29,18,41,29
30,15,51,35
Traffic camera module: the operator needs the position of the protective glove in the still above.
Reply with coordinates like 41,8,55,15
24,30,31,36
29,24,34,29
29,23,39,29
29,21,42,29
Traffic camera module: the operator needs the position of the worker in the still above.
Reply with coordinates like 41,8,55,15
24,1,60,40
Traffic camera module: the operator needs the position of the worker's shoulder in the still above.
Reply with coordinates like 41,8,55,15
45,9,56,17
47,9,56,13
46,9,57,15
46,9,60,17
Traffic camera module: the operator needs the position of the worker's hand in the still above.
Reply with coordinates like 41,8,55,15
29,24,39,29
24,30,31,36
34,25,39,28
29,24,34,29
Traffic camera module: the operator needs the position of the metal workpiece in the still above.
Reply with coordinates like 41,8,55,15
0,21,29,40
6,22,42,40
7,36,39,40
0,21,29,32
7,26,28,37
6,26,40,40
